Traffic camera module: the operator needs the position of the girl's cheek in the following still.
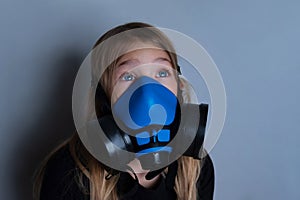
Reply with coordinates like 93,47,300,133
158,77,178,96
110,81,132,104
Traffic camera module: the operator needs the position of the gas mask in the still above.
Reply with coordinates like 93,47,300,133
91,75,208,177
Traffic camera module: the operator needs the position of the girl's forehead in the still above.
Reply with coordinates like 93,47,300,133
118,48,170,62
116,40,165,55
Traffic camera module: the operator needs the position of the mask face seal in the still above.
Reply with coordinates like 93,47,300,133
112,76,180,166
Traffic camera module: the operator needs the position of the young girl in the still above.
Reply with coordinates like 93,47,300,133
34,22,214,200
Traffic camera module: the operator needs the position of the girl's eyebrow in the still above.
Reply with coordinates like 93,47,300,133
154,57,171,63
117,59,139,67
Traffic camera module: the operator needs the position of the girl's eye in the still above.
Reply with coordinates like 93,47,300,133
121,73,135,81
157,70,169,78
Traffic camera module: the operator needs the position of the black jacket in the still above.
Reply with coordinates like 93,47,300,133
40,145,214,200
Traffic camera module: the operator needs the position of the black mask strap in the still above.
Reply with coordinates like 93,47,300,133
177,65,182,75
95,83,112,117
165,160,178,190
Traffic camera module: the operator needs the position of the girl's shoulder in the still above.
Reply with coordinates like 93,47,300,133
39,144,89,200
197,154,215,200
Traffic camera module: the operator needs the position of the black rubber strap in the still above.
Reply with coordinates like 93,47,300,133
165,160,178,190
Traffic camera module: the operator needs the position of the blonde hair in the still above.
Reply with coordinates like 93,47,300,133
34,22,202,200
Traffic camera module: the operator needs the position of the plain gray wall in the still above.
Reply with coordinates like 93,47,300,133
1,0,300,199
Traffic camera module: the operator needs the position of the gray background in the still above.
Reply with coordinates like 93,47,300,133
1,0,299,199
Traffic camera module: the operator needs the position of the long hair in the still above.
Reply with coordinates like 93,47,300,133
34,22,202,200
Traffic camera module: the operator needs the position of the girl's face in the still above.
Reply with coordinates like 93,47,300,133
110,48,178,104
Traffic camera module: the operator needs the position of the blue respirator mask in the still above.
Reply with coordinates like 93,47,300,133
93,75,208,178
